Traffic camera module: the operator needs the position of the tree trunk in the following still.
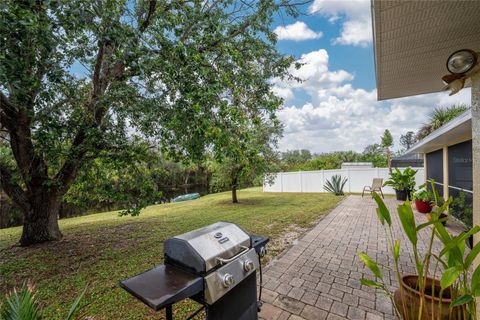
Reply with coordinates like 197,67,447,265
20,192,62,246
387,149,392,174
231,176,238,204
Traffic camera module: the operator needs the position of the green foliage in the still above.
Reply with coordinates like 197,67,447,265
412,186,433,202
210,114,282,202
323,175,347,196
1,0,298,243
399,131,416,150
397,200,417,247
359,191,480,318
63,139,162,216
416,104,470,140
450,191,473,228
281,148,387,172
281,150,312,166
358,252,383,279
1,283,85,320
1,283,40,320
372,192,391,226
383,168,417,191
381,129,393,148
0,189,342,319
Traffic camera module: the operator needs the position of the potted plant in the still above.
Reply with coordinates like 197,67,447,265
426,179,448,226
413,186,433,213
358,191,480,320
383,168,417,201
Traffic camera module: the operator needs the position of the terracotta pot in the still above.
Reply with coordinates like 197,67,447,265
394,275,466,320
415,200,432,213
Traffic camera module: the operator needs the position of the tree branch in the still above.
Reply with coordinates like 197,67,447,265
0,162,29,213
138,0,157,33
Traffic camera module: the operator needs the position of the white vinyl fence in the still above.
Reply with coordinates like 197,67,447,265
263,168,425,194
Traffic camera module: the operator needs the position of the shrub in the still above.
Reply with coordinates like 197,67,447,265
324,175,347,196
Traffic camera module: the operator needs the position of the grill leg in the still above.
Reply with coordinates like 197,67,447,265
166,305,173,320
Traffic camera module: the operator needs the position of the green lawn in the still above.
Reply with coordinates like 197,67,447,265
0,188,342,319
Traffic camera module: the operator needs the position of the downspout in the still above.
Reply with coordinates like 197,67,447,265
471,72,480,318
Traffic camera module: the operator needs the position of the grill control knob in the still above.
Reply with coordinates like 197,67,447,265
243,260,255,272
222,274,234,288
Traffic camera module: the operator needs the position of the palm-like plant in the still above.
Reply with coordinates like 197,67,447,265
324,175,347,195
1,283,86,320
416,104,469,140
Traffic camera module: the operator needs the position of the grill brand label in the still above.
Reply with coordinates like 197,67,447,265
218,237,229,244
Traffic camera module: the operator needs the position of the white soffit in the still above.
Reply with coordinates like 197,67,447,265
407,110,472,154
372,1,480,100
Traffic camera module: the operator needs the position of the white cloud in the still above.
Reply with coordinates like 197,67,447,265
272,86,294,101
273,21,323,41
274,49,471,153
309,0,370,18
309,0,372,47
332,16,372,47
272,49,353,103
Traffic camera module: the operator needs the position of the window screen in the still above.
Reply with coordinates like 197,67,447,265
448,140,473,227
448,140,472,191
426,149,443,197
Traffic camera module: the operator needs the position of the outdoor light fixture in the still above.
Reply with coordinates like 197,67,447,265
442,49,480,95
446,49,477,75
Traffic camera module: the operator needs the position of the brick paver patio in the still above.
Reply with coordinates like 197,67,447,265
259,195,462,320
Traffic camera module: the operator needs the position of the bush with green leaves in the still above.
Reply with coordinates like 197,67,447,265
413,185,434,202
383,167,417,191
1,283,85,320
357,185,480,319
323,175,347,196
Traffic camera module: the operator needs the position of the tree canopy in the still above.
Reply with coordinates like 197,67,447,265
0,0,296,245
399,131,416,150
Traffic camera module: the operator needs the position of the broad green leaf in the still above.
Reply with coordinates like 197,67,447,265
465,241,480,270
440,226,480,258
416,217,447,232
472,265,480,296
393,239,400,263
450,295,473,308
435,222,464,266
397,202,417,246
434,221,452,244
440,266,461,289
372,192,391,226
360,278,384,289
375,208,385,225
358,252,383,279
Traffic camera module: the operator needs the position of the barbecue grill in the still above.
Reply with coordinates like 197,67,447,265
120,221,269,320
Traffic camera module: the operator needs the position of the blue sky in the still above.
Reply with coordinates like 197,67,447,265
270,0,470,153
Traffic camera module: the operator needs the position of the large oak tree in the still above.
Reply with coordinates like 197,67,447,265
0,0,296,245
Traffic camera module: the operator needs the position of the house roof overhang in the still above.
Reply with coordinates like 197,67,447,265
406,110,472,154
372,1,480,101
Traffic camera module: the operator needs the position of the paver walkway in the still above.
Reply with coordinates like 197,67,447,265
259,195,462,320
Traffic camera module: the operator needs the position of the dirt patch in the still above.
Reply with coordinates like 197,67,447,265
262,224,307,265
262,206,336,266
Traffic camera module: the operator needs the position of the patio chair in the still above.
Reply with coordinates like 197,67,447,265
362,178,384,198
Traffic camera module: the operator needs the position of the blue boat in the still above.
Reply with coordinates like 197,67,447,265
172,193,201,203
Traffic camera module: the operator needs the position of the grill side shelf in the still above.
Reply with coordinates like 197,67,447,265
120,264,203,311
